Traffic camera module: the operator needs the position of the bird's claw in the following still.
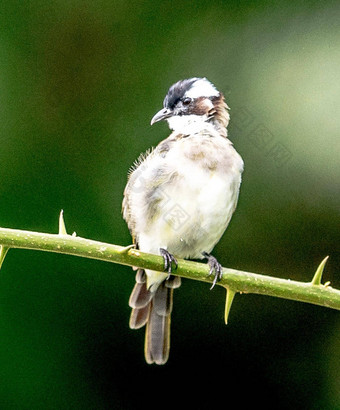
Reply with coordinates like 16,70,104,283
160,248,178,278
202,252,223,289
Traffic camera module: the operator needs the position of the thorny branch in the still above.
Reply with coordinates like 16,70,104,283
0,213,338,323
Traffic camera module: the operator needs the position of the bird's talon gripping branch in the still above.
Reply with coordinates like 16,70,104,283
160,248,178,277
202,252,223,289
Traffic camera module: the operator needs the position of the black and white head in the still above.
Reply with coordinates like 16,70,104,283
151,77,230,135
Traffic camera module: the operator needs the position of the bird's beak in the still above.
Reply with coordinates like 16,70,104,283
150,108,173,125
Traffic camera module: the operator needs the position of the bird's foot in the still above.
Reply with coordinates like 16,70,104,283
202,252,223,290
160,248,178,279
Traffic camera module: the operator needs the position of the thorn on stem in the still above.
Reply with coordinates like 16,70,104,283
311,256,329,286
224,287,236,325
118,244,136,254
59,210,68,235
0,245,9,270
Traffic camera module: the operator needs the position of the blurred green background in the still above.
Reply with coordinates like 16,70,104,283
0,0,339,408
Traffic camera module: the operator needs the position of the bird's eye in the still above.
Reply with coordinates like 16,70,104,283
182,97,192,106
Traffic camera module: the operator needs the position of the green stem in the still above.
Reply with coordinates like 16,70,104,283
0,226,339,311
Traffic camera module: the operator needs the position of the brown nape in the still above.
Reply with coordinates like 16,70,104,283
211,93,230,130
188,96,214,116
188,94,230,138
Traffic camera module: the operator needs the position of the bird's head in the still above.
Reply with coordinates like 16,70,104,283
150,77,230,135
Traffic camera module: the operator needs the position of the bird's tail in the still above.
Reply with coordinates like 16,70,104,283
129,269,181,365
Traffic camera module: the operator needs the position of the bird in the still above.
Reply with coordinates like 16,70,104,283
122,77,244,364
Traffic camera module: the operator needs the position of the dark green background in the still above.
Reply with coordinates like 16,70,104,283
0,1,339,408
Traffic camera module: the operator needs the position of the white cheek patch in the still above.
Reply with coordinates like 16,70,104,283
167,114,207,131
202,98,214,110
185,78,219,99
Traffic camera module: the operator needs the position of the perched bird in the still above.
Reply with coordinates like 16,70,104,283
122,77,244,364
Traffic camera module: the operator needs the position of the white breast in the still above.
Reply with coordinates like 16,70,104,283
136,134,243,260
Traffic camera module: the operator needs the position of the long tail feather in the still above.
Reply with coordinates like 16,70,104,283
129,269,180,364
